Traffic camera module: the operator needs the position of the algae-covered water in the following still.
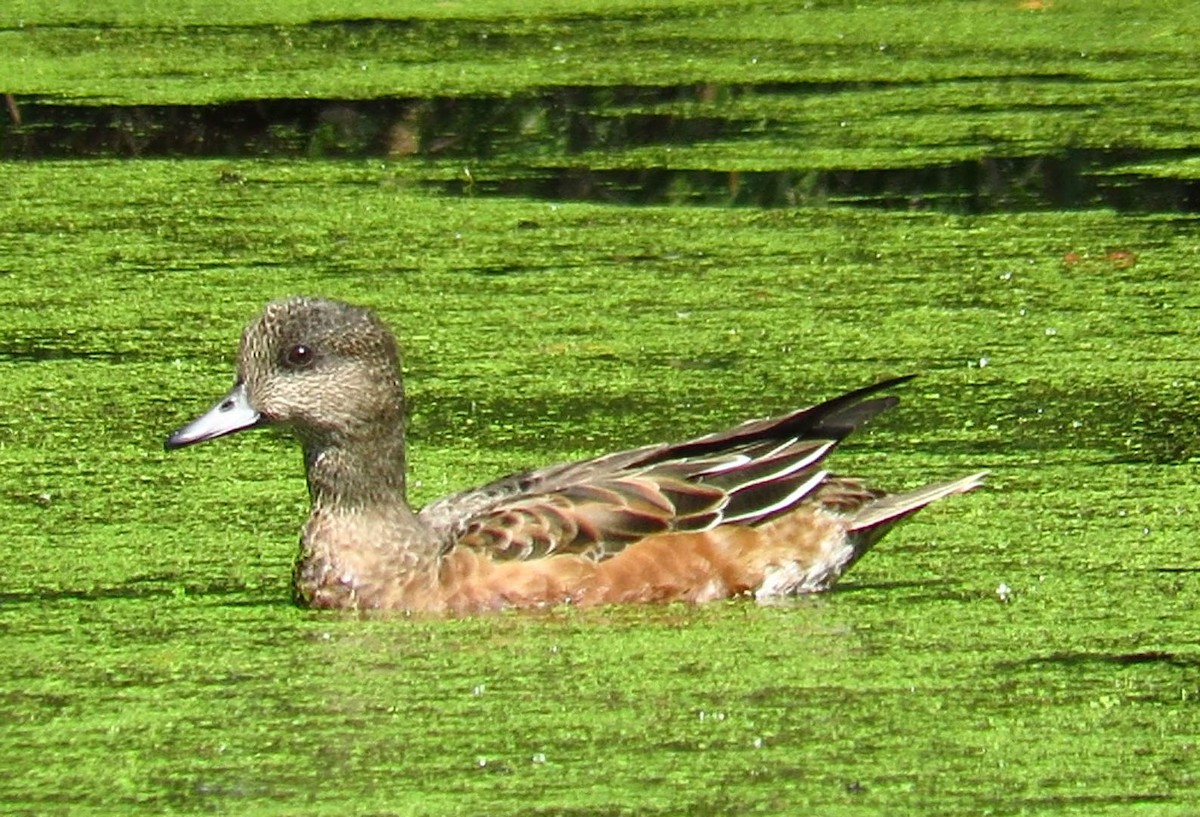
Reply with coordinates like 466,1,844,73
3,2,1200,815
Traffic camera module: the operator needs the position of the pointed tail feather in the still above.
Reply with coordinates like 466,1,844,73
845,471,987,565
851,471,987,533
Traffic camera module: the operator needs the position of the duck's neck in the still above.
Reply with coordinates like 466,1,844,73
303,429,412,512
296,428,446,610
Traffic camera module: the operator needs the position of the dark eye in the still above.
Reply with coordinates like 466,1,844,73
283,344,315,369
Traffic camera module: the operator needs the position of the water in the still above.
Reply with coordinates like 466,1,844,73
2,2,1200,815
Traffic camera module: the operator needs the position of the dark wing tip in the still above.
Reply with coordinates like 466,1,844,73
807,374,916,439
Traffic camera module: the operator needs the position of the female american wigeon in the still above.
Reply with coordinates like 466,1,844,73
166,297,983,614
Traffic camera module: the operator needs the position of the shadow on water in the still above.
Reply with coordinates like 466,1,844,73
408,379,1200,465
439,154,1200,213
0,345,133,363
1004,650,1200,670
5,89,1200,213
0,578,288,607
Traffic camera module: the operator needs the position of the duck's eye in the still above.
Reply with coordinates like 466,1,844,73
283,344,315,369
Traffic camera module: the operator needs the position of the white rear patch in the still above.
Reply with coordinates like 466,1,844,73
691,578,728,603
753,528,855,601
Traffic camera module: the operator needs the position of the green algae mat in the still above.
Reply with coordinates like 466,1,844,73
3,1,1200,815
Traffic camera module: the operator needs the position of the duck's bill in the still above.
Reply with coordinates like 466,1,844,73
165,382,264,450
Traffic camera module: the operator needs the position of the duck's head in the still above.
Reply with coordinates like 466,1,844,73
165,297,404,451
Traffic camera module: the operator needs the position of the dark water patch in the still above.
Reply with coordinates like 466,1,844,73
0,344,133,363
0,578,281,606
1020,793,1174,811
6,91,1200,212
1011,650,1200,670
441,153,1200,212
3,82,761,163
3,89,701,160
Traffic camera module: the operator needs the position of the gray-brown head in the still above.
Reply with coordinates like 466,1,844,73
165,297,405,452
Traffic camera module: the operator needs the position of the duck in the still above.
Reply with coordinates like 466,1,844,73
165,297,984,613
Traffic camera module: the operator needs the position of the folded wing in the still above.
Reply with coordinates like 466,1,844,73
418,375,915,561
